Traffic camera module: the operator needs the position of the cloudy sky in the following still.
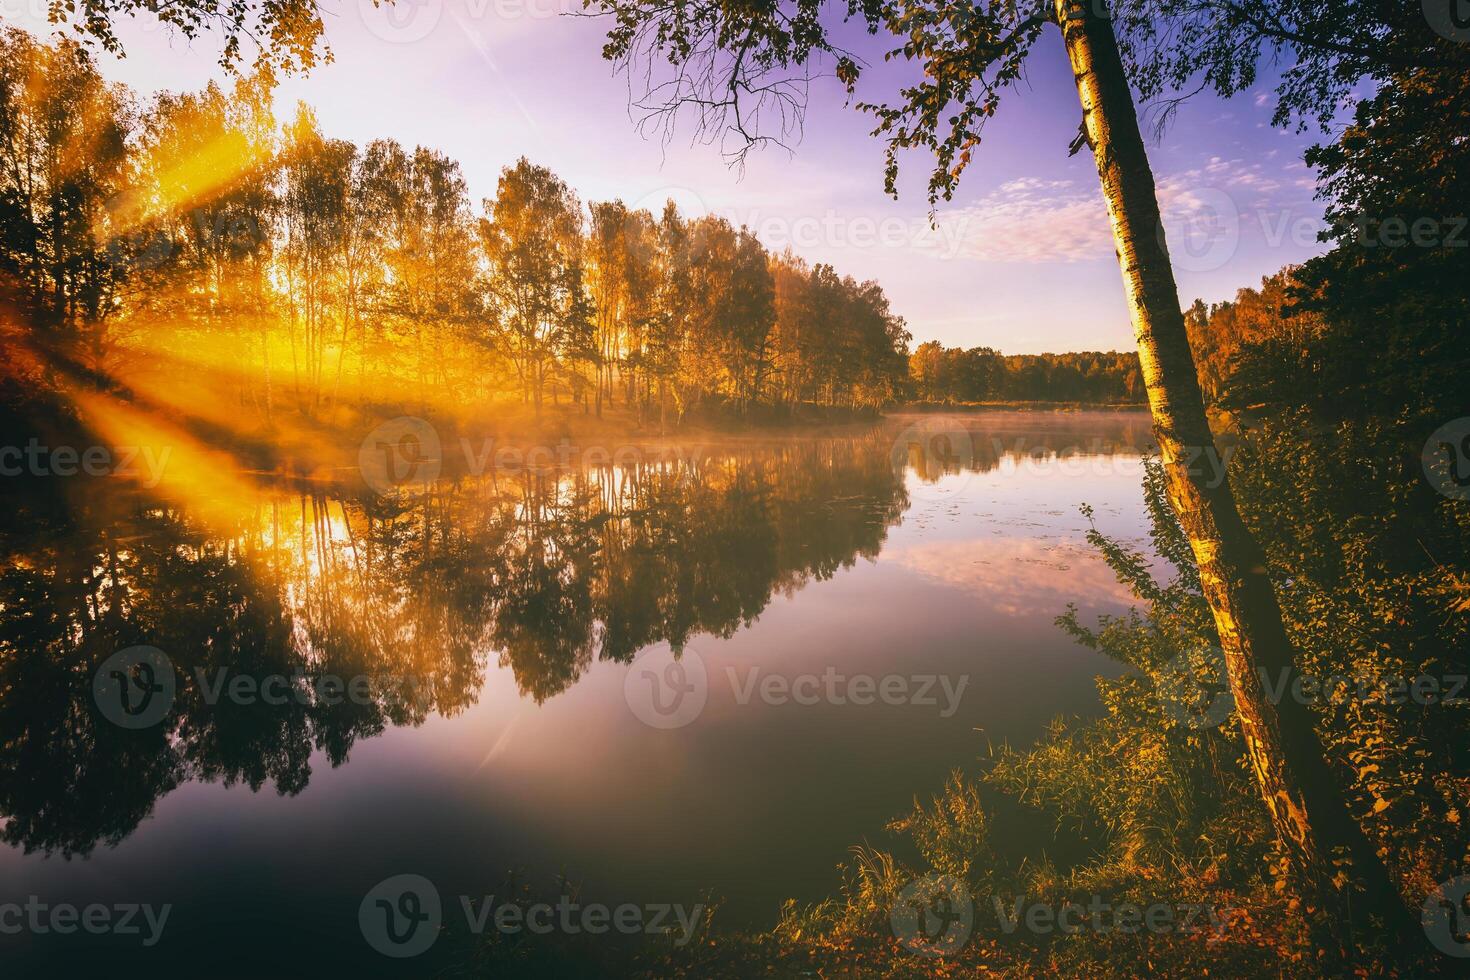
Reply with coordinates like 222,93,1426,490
12,0,1335,353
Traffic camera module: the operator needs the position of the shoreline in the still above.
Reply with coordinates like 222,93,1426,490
893,400,1149,413
7,390,1156,502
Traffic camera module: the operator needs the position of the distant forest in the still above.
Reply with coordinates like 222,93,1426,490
908,343,1144,404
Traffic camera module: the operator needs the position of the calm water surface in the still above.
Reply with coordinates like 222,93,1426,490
0,410,1153,974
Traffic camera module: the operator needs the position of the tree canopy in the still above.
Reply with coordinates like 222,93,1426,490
589,0,1470,203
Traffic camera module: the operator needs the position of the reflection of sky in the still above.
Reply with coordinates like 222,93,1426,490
13,5,1333,352
890,535,1135,616
886,448,1147,615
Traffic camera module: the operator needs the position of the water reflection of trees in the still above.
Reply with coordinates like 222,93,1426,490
0,432,908,856
893,412,1154,484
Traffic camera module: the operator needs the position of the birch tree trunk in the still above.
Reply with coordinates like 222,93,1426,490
1053,0,1415,951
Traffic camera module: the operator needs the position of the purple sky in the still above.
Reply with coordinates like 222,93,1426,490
13,1,1336,353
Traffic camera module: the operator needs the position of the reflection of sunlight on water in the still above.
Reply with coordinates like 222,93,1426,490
475,715,520,771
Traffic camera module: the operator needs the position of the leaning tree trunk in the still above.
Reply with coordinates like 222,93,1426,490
1054,0,1416,952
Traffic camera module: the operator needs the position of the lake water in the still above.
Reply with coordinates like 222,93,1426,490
0,410,1154,974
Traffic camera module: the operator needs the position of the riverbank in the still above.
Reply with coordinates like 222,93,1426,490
898,400,1148,412
3,386,894,499
7,379,1158,503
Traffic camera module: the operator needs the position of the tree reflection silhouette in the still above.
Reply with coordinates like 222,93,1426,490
0,430,922,855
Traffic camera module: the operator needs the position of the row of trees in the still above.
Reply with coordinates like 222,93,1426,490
908,341,1144,403
1182,270,1316,405
0,28,910,428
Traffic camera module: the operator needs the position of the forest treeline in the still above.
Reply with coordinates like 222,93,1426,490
909,342,1143,404
0,28,914,429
